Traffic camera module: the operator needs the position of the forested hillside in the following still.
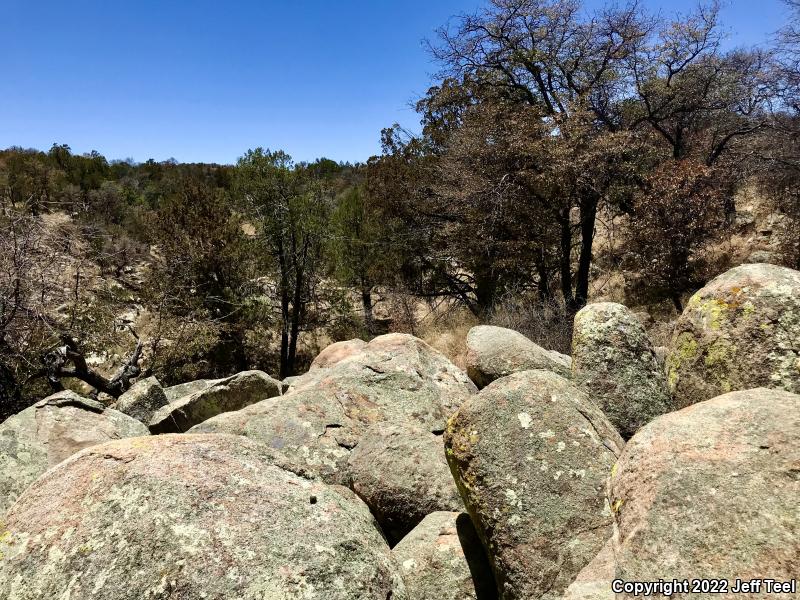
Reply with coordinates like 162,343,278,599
2,0,800,421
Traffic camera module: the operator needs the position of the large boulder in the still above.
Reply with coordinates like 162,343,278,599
607,388,799,595
191,389,358,484
445,370,623,600
667,263,800,407
115,376,169,424
310,338,367,370
347,422,463,545
0,390,148,514
192,334,476,483
290,333,477,420
571,302,674,438
162,378,216,402
149,370,283,433
465,326,570,388
0,434,408,600
392,511,497,600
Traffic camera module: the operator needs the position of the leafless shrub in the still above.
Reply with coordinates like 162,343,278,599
489,293,573,355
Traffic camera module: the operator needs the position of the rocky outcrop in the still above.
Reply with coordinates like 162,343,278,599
608,388,799,595
0,434,408,600
0,390,148,513
465,326,571,388
392,511,497,600
192,334,476,483
149,370,283,434
347,422,463,545
310,338,367,370
667,263,800,406
115,376,168,424
571,302,674,438
445,370,623,600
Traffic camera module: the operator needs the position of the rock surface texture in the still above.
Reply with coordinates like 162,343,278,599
561,540,616,600
0,434,408,600
149,369,283,433
347,422,463,544
192,333,476,483
392,511,497,600
309,338,367,370
0,390,148,514
162,378,215,402
444,370,624,600
607,388,799,598
571,302,674,438
465,326,571,388
115,376,169,424
667,263,800,406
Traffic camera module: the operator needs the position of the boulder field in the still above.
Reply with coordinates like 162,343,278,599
0,264,798,599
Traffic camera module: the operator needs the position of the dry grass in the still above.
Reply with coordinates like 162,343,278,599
489,295,574,355
417,309,479,370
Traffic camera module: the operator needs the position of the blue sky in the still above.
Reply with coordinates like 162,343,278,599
0,0,790,165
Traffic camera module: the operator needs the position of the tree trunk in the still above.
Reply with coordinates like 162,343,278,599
558,208,575,311
473,268,497,318
536,245,552,302
361,287,375,336
279,283,291,380
0,360,22,421
574,198,598,311
286,267,304,378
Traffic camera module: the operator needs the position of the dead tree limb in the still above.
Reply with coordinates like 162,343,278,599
41,327,143,398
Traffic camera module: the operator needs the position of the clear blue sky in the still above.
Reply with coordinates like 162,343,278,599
0,0,789,165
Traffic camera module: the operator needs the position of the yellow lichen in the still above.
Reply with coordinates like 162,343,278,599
704,339,734,368
697,298,730,330
667,333,699,385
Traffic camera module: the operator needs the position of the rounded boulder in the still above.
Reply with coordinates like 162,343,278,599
347,422,464,545
192,334,477,484
465,326,571,388
571,302,674,439
444,370,624,600
609,388,799,594
310,338,368,370
392,511,497,600
666,263,800,407
0,434,407,600
0,390,148,514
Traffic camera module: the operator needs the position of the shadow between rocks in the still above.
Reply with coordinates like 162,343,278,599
456,512,499,600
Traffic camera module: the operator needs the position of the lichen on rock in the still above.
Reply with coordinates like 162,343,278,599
571,302,674,438
0,434,408,600
667,263,800,406
444,370,623,600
